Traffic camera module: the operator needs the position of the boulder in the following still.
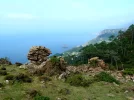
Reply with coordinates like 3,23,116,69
88,57,108,69
27,46,51,65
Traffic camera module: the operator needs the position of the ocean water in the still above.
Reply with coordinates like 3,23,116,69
0,31,95,64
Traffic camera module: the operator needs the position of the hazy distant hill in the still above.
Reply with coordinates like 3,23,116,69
62,28,126,56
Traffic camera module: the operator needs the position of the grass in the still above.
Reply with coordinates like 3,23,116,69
0,65,134,100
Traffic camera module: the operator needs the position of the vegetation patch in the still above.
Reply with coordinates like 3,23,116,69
26,89,39,98
50,56,60,65
58,88,70,95
123,68,134,75
1,67,6,70
66,73,93,87
15,73,32,83
95,72,120,84
3,97,13,100
4,75,14,80
34,95,50,100
0,70,7,75
0,82,4,87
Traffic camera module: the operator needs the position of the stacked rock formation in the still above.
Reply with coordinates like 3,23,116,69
27,46,67,76
27,46,51,65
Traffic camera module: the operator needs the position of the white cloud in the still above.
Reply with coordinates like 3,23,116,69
6,13,38,19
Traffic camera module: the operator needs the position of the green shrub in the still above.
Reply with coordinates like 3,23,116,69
15,73,32,83
108,65,116,70
1,67,6,70
66,74,91,87
0,70,7,75
4,75,14,80
0,83,4,87
34,95,50,100
90,60,98,67
50,56,60,65
123,68,134,75
95,72,120,84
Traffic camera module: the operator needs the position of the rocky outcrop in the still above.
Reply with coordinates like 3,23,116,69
67,66,104,75
26,46,67,76
88,57,108,69
27,46,51,65
39,57,67,76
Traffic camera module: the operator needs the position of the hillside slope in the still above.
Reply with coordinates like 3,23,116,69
62,28,126,56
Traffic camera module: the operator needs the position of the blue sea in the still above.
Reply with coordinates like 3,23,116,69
0,31,95,64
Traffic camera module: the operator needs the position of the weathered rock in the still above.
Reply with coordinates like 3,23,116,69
107,93,115,97
58,72,68,80
19,64,28,69
27,46,51,65
88,57,108,69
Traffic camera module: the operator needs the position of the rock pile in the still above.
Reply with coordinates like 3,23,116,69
67,66,104,75
27,46,51,65
26,46,67,76
88,57,108,69
39,57,67,76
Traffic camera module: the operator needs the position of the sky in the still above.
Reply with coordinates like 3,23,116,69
0,0,134,63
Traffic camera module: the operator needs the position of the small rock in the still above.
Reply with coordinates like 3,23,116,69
56,97,67,100
113,82,119,86
5,80,9,84
124,90,129,93
58,72,67,80
107,93,115,97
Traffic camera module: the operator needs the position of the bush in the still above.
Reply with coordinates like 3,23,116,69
95,72,120,84
38,76,51,82
66,74,91,87
0,83,4,87
50,56,60,65
0,70,7,75
4,75,14,80
34,95,50,100
123,68,134,75
1,67,6,70
15,73,32,83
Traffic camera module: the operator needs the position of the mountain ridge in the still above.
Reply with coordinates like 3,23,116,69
61,28,127,56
